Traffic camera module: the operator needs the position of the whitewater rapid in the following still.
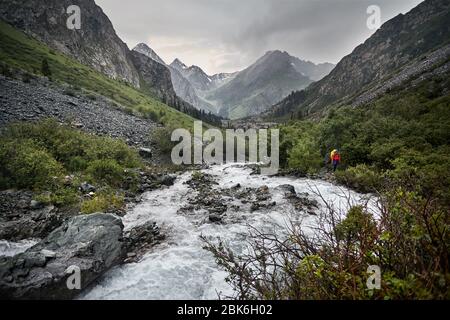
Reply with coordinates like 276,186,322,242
78,163,375,300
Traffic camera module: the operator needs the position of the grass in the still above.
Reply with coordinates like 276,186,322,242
0,20,196,130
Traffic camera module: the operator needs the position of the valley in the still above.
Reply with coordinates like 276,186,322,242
0,0,449,301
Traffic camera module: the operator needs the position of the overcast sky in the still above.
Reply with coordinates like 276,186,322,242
96,0,423,75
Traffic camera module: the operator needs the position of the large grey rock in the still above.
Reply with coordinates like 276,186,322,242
0,213,125,299
0,190,64,241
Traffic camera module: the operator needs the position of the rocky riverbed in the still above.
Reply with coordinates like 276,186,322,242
0,163,376,299
78,163,376,300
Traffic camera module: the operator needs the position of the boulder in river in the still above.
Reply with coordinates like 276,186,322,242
0,213,125,299
123,220,164,263
208,214,223,223
277,184,296,197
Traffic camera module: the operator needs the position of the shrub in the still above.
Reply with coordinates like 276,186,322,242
22,71,33,83
335,164,383,193
203,186,449,300
67,156,88,172
146,110,160,122
63,87,77,97
86,159,125,187
288,135,323,174
0,62,13,77
151,127,176,154
80,192,124,214
34,187,79,207
41,58,51,78
0,120,142,208
86,93,97,101
0,138,63,190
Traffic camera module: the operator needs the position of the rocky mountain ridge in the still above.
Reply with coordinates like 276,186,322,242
267,0,450,119
0,0,141,87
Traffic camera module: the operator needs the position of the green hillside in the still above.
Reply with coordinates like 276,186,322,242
0,21,196,130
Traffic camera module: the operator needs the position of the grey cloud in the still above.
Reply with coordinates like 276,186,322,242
96,0,424,74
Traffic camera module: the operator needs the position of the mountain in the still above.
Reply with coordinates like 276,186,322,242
207,50,332,119
0,0,140,87
169,53,333,119
169,67,217,114
289,58,335,81
132,44,217,113
0,0,223,125
169,58,237,93
169,58,238,113
130,50,177,104
130,48,222,124
210,72,238,88
268,0,450,119
170,59,214,91
133,43,166,65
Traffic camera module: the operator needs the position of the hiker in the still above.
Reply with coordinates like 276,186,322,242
330,149,340,172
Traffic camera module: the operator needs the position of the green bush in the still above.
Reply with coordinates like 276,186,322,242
34,187,79,207
0,120,142,207
203,187,449,299
2,119,141,170
41,58,51,78
0,138,63,190
151,127,176,154
335,164,383,193
288,135,323,174
86,159,124,187
80,192,124,214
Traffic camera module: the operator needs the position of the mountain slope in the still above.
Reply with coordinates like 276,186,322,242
0,0,141,87
169,52,333,119
289,58,335,81
207,50,316,119
133,43,166,65
268,0,450,119
130,49,221,124
0,20,197,130
0,1,223,125
168,66,217,114
132,44,217,114
130,50,177,104
170,59,214,92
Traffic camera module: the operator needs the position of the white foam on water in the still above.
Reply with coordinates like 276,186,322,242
81,163,375,300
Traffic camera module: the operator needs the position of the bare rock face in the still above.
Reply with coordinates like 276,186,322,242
0,213,125,299
133,44,217,114
133,43,166,65
0,0,140,87
130,50,177,105
169,66,217,114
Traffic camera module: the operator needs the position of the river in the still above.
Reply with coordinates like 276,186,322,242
78,163,374,300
